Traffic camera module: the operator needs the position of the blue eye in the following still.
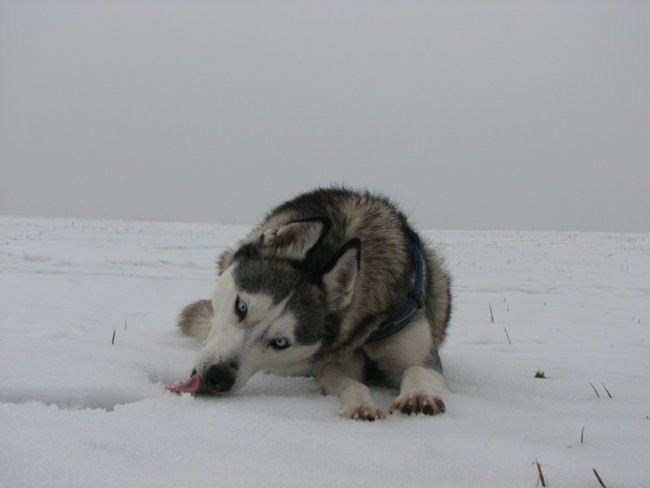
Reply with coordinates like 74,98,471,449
234,296,248,319
270,337,290,350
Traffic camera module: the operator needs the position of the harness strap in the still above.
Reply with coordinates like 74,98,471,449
364,232,424,345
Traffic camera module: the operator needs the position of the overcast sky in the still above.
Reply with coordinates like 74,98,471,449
1,1,648,232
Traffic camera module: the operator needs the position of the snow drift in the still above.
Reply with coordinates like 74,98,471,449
1,217,648,487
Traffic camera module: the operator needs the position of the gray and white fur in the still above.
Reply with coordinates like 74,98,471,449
176,187,452,420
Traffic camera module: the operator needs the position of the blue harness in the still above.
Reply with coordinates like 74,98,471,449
364,233,424,344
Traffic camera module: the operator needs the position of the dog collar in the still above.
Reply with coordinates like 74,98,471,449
364,232,424,344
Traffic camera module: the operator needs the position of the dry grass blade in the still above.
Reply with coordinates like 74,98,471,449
590,382,600,398
592,468,607,488
601,383,612,398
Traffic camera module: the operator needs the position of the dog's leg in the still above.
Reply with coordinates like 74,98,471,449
365,315,451,416
389,364,449,415
319,357,385,421
178,299,213,340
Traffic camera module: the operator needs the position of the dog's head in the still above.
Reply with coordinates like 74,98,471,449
192,219,360,394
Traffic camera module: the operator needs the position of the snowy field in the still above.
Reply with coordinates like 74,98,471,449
1,216,648,487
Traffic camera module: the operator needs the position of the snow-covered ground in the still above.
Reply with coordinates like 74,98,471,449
1,216,648,487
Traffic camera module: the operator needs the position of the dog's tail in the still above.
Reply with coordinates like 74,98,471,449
178,299,213,340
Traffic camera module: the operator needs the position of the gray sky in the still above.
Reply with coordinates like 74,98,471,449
1,1,649,232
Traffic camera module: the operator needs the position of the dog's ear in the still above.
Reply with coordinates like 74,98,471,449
260,218,329,261
322,239,360,311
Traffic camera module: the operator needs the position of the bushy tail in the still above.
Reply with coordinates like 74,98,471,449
178,299,213,340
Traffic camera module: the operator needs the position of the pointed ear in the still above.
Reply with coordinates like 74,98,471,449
260,218,328,261
323,239,360,311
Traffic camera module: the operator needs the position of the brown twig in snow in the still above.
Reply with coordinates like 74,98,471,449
535,459,546,487
489,304,495,323
112,329,116,345
503,327,512,345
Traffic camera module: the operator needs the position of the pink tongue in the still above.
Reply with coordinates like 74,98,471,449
165,374,203,394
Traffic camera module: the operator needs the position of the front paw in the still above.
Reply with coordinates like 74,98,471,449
339,402,386,421
389,392,445,416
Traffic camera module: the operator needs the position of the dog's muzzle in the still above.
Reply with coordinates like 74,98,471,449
166,363,237,395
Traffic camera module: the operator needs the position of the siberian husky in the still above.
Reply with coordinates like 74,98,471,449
168,187,452,420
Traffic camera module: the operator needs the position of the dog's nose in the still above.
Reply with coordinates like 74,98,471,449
204,364,236,393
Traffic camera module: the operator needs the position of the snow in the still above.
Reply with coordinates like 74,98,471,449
1,216,648,487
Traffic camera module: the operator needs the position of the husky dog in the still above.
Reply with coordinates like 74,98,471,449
168,188,452,420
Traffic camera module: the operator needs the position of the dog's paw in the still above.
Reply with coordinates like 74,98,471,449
339,402,386,422
389,392,445,416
